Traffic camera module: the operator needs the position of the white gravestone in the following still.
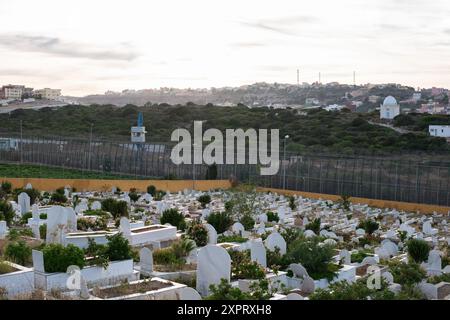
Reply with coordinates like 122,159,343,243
0,221,8,239
139,247,153,273
32,250,45,273
204,223,217,245
264,232,287,255
250,239,267,268
178,287,202,300
46,206,68,244
289,263,309,279
196,245,231,296
231,222,245,235
119,217,132,238
91,201,102,211
18,192,31,215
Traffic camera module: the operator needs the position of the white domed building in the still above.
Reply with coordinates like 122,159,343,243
380,96,400,120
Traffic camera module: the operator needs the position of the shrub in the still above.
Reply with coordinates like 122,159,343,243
406,239,430,263
351,249,373,263
5,241,32,266
171,239,196,260
0,200,15,226
20,212,32,225
239,214,255,231
217,234,247,243
197,194,211,208
101,198,128,219
266,211,279,223
287,237,336,280
389,261,426,286
357,219,379,235
280,228,303,248
224,201,234,212
0,261,15,275
233,260,265,280
154,190,166,201
153,248,181,265
128,189,140,202
206,212,233,234
186,221,208,247
310,278,395,300
266,247,291,270
50,191,67,204
103,233,133,261
288,196,296,210
77,217,107,231
206,278,252,300
305,218,321,234
147,185,156,196
338,195,351,211
42,244,85,273
39,224,47,240
160,208,186,231
1,181,12,194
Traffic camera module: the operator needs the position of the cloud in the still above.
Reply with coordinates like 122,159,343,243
230,41,267,48
239,15,319,36
0,34,139,61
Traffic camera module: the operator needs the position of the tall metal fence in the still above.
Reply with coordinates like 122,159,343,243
1,133,450,207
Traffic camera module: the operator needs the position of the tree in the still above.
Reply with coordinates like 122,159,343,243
0,200,15,226
406,239,430,263
186,220,208,247
104,233,133,261
160,208,186,231
207,212,234,234
197,194,211,208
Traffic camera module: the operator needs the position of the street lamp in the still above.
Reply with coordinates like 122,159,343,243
283,135,290,189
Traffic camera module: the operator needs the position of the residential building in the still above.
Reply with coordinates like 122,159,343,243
1,84,25,100
429,125,450,138
380,96,400,120
34,88,62,100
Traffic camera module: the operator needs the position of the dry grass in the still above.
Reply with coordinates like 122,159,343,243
93,279,173,299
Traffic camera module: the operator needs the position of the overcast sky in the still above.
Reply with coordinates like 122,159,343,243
1,0,450,96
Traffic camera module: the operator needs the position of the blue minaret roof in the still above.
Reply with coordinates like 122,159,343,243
137,112,143,127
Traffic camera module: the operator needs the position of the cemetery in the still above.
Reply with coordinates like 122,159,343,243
0,179,449,300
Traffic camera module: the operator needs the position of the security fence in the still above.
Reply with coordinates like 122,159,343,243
1,134,449,207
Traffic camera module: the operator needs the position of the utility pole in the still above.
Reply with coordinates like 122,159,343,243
283,135,290,189
88,123,93,171
20,120,23,164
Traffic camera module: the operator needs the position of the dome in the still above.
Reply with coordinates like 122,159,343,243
383,96,398,106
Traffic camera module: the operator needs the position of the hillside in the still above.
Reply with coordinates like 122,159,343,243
0,104,448,155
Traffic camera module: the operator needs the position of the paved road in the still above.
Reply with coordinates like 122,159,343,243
0,102,68,114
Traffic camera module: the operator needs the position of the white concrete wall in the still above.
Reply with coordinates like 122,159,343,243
0,263,34,298
34,259,136,291
130,225,177,246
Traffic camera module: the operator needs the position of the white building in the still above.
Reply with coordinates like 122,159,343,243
380,96,400,120
34,88,61,100
429,125,450,138
1,85,24,100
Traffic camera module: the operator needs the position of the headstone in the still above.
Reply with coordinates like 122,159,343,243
355,228,366,236
250,239,266,268
79,276,90,299
204,223,217,245
304,230,316,238
257,222,266,235
427,250,442,275
111,186,117,194
418,282,437,300
324,239,337,246
289,263,308,278
423,221,437,236
382,271,394,284
119,217,131,237
25,183,33,190
196,245,231,296
178,287,202,300
46,206,68,244
339,249,351,265
361,257,377,266
264,232,287,255
0,221,8,239
31,204,39,220
301,276,315,295
65,207,77,232
231,222,245,235
32,250,45,273
287,293,304,300
91,201,102,211
18,192,31,215
139,247,153,273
